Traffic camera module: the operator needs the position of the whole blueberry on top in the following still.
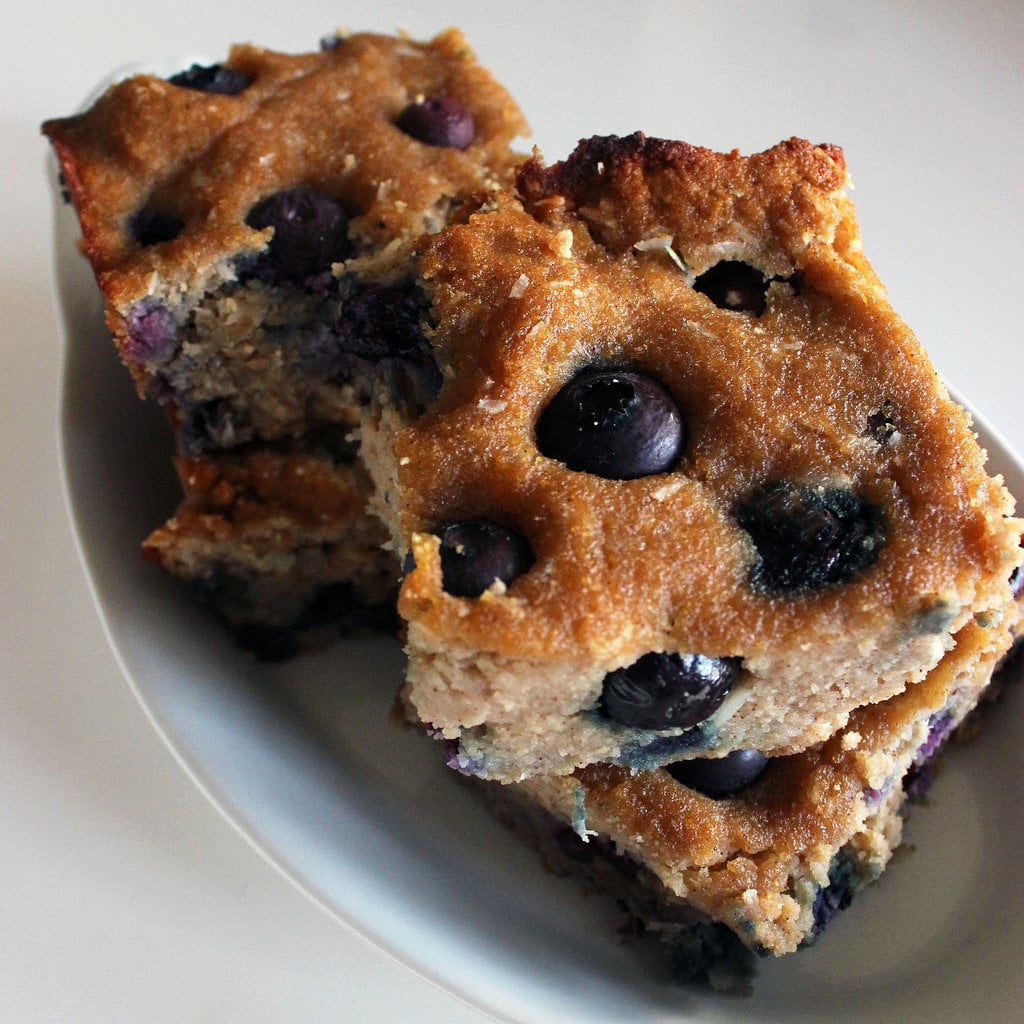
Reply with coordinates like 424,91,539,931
396,96,475,149
245,187,353,281
736,481,886,594
694,260,770,315
167,63,252,96
666,749,769,798
536,366,684,480
438,519,534,598
600,651,741,731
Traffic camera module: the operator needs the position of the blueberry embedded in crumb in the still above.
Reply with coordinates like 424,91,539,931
809,856,858,937
438,519,535,598
903,710,955,802
736,481,886,594
666,749,769,798
129,206,185,247
331,279,434,367
245,187,353,282
167,63,252,96
395,95,475,149
536,366,685,480
600,652,740,730
693,260,771,315
123,299,177,363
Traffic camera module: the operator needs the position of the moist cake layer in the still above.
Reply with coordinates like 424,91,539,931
142,436,397,658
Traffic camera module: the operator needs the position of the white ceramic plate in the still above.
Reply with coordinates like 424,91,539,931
54,165,1024,1022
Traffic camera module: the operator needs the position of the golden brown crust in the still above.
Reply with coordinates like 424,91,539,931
517,133,851,274
43,29,528,319
42,29,526,637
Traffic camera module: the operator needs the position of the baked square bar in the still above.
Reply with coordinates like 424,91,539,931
44,29,527,641
490,601,1022,988
365,133,1023,780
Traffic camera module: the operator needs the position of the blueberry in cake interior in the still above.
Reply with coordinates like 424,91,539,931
43,29,528,649
363,132,1022,783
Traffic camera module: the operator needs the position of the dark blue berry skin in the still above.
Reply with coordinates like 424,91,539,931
810,858,857,937
736,481,886,594
129,206,184,246
600,652,740,730
245,187,353,281
438,519,535,598
395,96,475,149
167,63,252,95
694,260,770,315
536,367,684,480
124,300,177,363
666,749,769,798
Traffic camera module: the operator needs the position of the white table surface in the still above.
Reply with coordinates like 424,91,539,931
4,2,1022,1021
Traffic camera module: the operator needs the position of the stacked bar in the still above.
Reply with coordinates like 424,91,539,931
45,30,1023,987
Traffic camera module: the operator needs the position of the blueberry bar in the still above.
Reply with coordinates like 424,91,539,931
491,599,1022,988
44,29,527,639
370,133,1023,780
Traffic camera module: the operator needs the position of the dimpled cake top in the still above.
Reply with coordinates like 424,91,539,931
43,28,527,325
388,133,1021,777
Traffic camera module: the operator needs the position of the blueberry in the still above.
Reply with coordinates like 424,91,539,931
693,260,771,315
736,481,886,594
438,519,534,598
123,299,177,363
245,187,353,281
395,96,475,149
665,749,768,798
902,711,956,803
600,652,740,730
129,206,184,247
332,280,433,366
536,366,684,480
167,63,252,96
810,857,857,937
